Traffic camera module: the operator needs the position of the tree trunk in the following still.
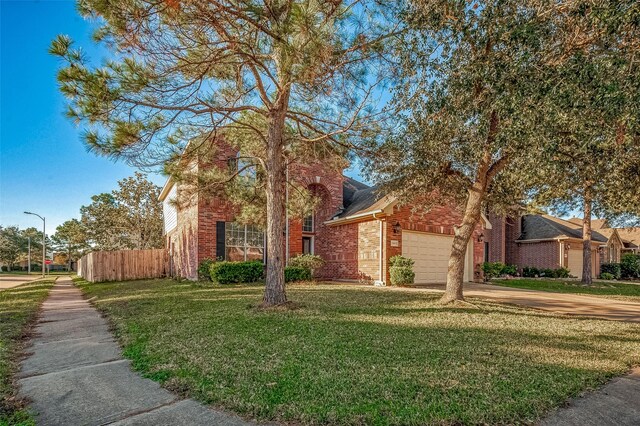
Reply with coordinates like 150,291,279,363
262,107,288,307
441,185,484,304
581,191,593,285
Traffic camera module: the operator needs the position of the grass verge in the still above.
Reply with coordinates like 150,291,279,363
492,278,640,300
75,278,639,425
0,278,56,426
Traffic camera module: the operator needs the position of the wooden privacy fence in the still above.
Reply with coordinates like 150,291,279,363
78,249,169,283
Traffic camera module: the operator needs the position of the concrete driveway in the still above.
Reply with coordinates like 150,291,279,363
0,274,42,290
414,282,640,323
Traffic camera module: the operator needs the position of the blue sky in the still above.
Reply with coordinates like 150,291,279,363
0,0,166,233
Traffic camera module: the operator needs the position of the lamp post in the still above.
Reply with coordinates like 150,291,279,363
27,237,31,274
24,212,45,277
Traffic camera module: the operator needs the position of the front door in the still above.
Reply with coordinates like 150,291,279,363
302,237,313,255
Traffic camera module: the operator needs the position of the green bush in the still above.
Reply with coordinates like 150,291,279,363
288,254,324,274
390,266,415,286
620,253,640,279
522,266,540,278
502,264,517,276
482,262,518,279
599,272,615,280
389,255,415,286
198,258,215,281
554,267,570,278
482,262,505,279
540,268,555,278
284,266,312,282
209,261,264,284
1,266,7,272
600,263,622,280
389,255,414,268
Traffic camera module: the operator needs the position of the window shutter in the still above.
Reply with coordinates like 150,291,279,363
216,222,226,259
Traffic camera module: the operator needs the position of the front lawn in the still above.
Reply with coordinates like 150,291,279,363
0,278,56,425
492,278,640,299
75,278,640,425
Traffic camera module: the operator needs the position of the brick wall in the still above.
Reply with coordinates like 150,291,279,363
487,213,506,263
358,221,381,280
514,241,560,269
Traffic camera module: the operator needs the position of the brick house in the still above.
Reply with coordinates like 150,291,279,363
486,214,610,278
159,145,489,284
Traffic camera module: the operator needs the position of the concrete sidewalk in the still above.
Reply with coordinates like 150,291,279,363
18,277,254,425
540,368,640,425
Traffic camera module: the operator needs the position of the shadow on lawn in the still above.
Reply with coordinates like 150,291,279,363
77,279,640,424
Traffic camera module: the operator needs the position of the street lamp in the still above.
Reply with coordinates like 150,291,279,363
24,211,45,277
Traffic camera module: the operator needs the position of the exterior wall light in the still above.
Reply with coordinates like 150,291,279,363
392,221,401,234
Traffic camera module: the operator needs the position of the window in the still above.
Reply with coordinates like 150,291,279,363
303,214,314,233
228,152,257,183
225,222,264,262
484,242,489,263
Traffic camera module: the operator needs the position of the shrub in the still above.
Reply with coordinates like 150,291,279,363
284,266,312,282
389,255,415,268
482,262,505,279
522,266,540,278
390,267,415,286
502,264,517,276
600,272,615,280
209,261,264,284
482,262,517,279
389,255,415,286
540,268,555,278
197,258,215,281
288,254,324,275
620,253,640,279
1,266,7,272
554,267,570,278
600,263,622,280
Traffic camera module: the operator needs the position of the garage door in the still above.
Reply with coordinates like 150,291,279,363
567,249,583,279
567,248,598,279
402,232,471,283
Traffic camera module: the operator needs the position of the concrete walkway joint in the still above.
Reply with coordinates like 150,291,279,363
18,277,254,425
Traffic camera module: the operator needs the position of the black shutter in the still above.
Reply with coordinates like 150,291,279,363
216,222,226,260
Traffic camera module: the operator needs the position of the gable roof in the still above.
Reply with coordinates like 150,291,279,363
518,215,608,242
336,177,392,219
568,217,609,230
617,227,640,248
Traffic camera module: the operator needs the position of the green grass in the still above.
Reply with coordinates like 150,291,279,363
492,278,640,299
75,278,640,425
0,278,56,426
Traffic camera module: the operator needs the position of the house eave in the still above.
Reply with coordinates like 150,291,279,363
325,209,386,226
158,177,174,202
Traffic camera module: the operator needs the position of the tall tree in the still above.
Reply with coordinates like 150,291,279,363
51,0,392,306
0,226,24,270
368,0,620,302
52,219,89,270
534,1,640,284
80,173,163,250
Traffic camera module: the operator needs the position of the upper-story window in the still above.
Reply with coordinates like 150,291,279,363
229,152,256,183
303,214,314,233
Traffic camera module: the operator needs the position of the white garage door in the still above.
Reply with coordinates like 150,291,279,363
402,232,471,283
567,249,583,279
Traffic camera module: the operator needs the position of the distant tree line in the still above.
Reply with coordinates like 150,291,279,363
0,173,164,271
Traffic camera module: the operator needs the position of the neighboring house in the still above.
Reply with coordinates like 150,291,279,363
571,218,640,260
487,214,607,279
159,141,489,283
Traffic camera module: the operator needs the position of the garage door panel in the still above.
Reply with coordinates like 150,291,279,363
402,232,454,284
